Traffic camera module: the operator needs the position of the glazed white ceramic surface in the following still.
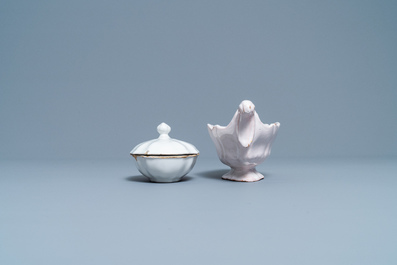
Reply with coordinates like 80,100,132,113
131,123,198,155
208,100,280,182
130,123,199,183
133,155,198,183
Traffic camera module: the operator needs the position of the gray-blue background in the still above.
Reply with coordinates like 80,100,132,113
1,2,397,265
1,0,396,159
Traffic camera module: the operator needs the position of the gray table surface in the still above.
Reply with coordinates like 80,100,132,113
1,157,396,265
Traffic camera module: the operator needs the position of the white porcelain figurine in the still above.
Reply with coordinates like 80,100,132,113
207,100,280,182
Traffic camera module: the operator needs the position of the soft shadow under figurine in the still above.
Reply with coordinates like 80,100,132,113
196,169,230,181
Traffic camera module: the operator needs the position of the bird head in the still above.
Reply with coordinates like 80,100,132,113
238,100,255,115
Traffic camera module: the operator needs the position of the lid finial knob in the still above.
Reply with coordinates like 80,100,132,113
157,122,171,139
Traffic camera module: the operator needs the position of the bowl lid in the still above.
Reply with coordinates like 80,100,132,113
130,122,199,155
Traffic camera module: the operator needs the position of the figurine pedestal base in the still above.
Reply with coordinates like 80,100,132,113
222,167,264,182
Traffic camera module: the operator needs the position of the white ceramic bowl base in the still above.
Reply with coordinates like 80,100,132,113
222,167,264,182
134,156,198,183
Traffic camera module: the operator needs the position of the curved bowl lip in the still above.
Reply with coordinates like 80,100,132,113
130,153,199,159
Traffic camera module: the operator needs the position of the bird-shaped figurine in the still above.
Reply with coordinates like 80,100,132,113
207,100,280,182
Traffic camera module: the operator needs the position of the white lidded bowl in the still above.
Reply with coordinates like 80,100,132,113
130,123,199,183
